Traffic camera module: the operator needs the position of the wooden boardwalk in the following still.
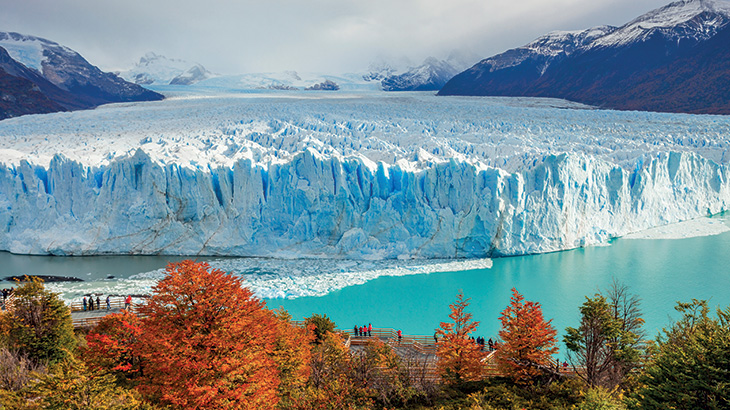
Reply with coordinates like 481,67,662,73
61,305,580,381
69,296,142,328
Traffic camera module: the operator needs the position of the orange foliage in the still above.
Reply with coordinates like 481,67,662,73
496,288,558,384
435,291,486,384
291,331,374,410
84,310,142,378
272,308,315,406
133,260,292,409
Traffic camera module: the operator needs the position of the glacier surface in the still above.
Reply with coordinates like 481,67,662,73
1,90,730,258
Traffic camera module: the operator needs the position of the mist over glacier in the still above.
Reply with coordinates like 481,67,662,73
1,91,729,258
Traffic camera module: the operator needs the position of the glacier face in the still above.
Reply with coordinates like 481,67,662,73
1,91,729,258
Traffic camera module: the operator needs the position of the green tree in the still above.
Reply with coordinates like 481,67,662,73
632,300,730,410
0,277,76,365
564,281,645,390
305,313,336,344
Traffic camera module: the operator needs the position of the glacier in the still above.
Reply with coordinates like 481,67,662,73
1,90,730,258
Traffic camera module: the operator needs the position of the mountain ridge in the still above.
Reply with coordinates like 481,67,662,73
439,0,730,114
0,31,163,120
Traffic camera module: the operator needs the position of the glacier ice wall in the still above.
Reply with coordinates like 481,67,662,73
1,148,727,257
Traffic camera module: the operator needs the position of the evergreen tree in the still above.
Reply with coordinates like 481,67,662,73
632,300,730,410
496,288,558,384
0,277,76,365
435,291,486,384
564,281,645,390
305,313,336,344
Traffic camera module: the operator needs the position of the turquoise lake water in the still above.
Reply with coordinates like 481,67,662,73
2,216,729,347
272,223,730,342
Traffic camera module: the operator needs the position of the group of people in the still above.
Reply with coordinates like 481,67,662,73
1,287,14,310
354,323,373,337
472,336,495,351
81,294,133,311
82,295,107,311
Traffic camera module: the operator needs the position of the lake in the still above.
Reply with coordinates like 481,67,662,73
2,214,729,346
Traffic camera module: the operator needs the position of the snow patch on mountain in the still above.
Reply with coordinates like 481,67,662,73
0,33,46,72
592,0,730,47
120,52,212,85
367,54,478,91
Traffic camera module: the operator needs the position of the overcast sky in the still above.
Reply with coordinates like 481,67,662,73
0,0,671,74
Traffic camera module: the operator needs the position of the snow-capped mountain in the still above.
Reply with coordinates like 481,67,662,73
380,57,460,91
0,32,163,118
365,53,478,92
440,0,730,114
119,52,212,85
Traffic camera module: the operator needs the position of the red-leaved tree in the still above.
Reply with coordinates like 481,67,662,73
134,260,285,409
435,291,486,384
83,310,142,381
496,288,558,384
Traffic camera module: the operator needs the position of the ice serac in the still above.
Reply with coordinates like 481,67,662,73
1,148,727,258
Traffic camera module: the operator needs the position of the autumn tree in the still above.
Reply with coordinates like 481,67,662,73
359,338,420,407
564,281,645,390
435,291,486,384
272,307,314,408
24,353,155,410
632,300,730,410
0,277,76,365
293,331,374,410
83,310,143,383
496,288,558,384
133,260,284,410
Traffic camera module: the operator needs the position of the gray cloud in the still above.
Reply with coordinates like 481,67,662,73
0,0,671,74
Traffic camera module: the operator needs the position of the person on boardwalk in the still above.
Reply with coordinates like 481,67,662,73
397,329,402,343
83,296,87,311
368,323,372,337
354,325,358,337
90,296,95,311
125,295,132,310
434,332,438,344
488,338,494,351
96,296,101,311
106,295,111,310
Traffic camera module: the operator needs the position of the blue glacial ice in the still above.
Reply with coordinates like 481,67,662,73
1,91,730,258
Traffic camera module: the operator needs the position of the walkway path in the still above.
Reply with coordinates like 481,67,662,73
71,307,127,328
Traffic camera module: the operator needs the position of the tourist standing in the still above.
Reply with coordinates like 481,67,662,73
106,295,111,310
397,329,402,343
96,296,101,311
353,325,358,336
83,296,87,311
368,323,372,337
125,295,132,310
